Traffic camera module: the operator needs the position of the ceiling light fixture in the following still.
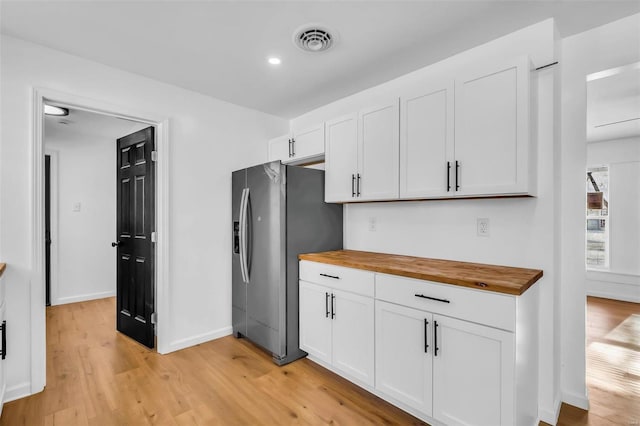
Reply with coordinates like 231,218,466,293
268,57,282,65
44,105,69,116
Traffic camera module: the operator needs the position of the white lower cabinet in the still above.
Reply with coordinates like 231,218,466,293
431,315,514,426
300,261,538,426
375,301,433,416
299,281,375,386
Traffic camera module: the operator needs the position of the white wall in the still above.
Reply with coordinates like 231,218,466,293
292,20,561,423
586,136,640,302
45,129,116,305
0,36,287,400
560,13,640,410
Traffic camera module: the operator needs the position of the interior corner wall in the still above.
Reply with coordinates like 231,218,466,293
560,13,640,410
45,132,118,305
0,35,288,400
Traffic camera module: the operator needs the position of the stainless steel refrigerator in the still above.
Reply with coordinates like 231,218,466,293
232,161,343,365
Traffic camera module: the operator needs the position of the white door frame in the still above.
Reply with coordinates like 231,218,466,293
30,87,171,394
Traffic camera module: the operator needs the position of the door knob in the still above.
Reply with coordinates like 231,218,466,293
111,241,121,247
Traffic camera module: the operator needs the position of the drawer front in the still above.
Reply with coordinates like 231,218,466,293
299,261,374,297
376,273,515,331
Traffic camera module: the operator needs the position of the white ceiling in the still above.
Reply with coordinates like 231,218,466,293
587,63,640,142
3,1,640,118
45,107,149,143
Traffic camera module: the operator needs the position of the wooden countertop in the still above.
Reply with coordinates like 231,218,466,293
0,263,5,278
299,250,542,296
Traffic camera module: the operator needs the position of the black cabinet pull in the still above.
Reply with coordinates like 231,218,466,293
424,319,429,354
351,174,356,197
446,161,451,192
325,292,330,318
320,273,340,280
415,294,450,304
1,320,6,360
455,160,460,191
357,173,361,196
434,320,439,357
331,293,336,319
291,138,296,156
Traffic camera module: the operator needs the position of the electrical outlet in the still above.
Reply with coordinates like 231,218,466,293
477,218,490,237
369,217,377,232
72,202,81,212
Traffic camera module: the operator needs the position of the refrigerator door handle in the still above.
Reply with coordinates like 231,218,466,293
239,188,250,283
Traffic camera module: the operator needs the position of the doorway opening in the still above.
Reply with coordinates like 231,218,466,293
30,88,170,394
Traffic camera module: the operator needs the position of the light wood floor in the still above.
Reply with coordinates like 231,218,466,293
550,296,640,426
1,296,638,425
0,297,424,425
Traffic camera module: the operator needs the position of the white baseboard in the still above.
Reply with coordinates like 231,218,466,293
562,389,590,410
53,290,115,305
538,394,562,425
586,289,640,303
4,381,32,403
165,326,233,354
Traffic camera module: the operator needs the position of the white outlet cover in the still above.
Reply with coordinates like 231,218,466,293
369,217,377,232
73,202,81,212
477,218,490,237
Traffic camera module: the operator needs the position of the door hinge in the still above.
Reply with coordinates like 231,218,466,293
151,313,157,324
151,151,158,162
151,231,157,243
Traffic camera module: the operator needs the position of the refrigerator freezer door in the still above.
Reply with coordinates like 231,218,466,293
232,169,247,337
245,162,287,358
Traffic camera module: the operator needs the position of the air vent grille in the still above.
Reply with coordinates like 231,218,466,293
294,26,334,53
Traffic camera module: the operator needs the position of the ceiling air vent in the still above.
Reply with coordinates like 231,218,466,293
293,25,335,53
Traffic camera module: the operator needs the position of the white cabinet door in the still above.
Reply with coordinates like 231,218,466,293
293,124,325,161
299,281,332,365
400,82,454,199
0,302,5,416
331,289,375,386
375,301,433,416
268,134,291,163
432,315,514,426
325,113,358,202
453,56,531,196
358,99,400,201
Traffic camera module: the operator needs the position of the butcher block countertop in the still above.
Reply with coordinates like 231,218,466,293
0,263,5,278
299,250,542,296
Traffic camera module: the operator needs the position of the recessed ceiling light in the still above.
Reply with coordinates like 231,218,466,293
44,105,69,116
268,57,281,65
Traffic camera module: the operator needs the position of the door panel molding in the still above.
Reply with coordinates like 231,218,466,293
31,87,170,395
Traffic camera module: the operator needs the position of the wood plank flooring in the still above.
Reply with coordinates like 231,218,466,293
0,297,424,425
1,296,637,425
550,296,640,426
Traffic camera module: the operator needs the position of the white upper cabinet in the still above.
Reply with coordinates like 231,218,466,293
400,81,454,199
453,56,531,196
358,99,400,201
325,100,400,203
325,113,358,202
267,123,325,165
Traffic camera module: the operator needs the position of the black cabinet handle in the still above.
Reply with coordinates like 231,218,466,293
434,320,439,357
447,161,451,192
415,294,450,304
325,292,330,318
351,174,356,197
291,138,296,157
331,293,336,319
357,173,361,196
1,320,6,360
111,241,121,247
455,161,460,191
320,273,340,280
424,319,429,354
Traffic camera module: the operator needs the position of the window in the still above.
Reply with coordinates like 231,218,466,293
586,166,609,268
